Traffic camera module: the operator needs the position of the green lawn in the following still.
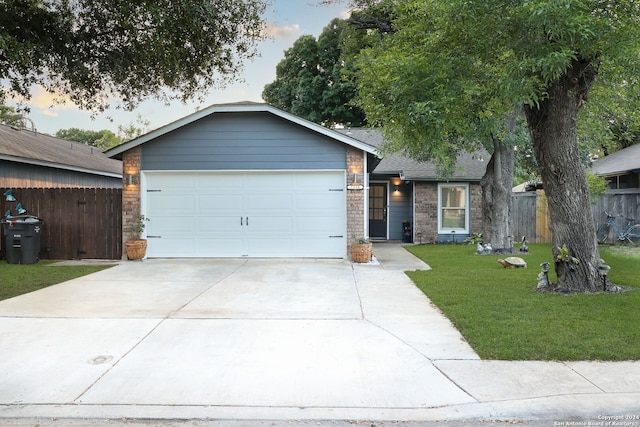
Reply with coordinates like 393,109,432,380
405,243,640,361
0,261,114,301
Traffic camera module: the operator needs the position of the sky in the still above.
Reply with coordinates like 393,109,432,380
17,1,350,137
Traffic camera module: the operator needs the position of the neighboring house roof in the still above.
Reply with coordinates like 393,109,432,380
591,144,640,176
106,102,379,159
337,128,488,181
0,123,122,177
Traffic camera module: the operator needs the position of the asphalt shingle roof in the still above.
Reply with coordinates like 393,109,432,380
591,144,640,176
337,128,488,181
0,124,122,176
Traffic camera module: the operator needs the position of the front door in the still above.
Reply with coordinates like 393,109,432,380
369,183,387,239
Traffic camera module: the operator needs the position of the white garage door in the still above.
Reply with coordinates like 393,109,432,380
143,171,347,258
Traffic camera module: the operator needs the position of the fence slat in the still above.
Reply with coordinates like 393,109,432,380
1,188,122,260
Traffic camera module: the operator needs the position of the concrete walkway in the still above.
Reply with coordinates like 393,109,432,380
0,244,639,425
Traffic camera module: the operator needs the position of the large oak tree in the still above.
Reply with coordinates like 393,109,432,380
262,18,366,127
354,0,640,293
1,0,266,112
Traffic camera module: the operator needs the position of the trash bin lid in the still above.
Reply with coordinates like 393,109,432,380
1,215,43,224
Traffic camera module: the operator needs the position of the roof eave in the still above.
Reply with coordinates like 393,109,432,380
0,154,122,179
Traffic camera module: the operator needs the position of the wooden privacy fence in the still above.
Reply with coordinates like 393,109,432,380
512,189,640,244
1,188,122,260
512,191,551,243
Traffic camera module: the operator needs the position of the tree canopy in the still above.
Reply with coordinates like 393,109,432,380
262,18,366,127
55,128,120,151
0,0,266,112
353,0,640,292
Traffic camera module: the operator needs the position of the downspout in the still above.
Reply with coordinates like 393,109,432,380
363,151,369,238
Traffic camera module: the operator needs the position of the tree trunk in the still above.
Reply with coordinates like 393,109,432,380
523,58,605,293
480,132,515,252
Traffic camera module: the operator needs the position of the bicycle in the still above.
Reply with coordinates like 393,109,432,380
596,211,640,245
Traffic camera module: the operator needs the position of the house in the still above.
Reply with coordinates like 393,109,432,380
106,103,486,259
591,144,640,190
337,128,486,244
0,123,122,188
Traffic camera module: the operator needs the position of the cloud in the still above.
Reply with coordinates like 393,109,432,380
264,23,302,40
31,86,75,110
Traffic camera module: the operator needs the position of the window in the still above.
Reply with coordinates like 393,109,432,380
438,183,469,233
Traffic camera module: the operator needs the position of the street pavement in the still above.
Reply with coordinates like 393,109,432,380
0,243,638,426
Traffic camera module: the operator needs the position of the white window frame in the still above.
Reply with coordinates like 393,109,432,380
437,183,470,234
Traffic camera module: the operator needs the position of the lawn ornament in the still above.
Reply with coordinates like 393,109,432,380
476,242,492,255
537,262,550,289
4,189,16,202
497,256,527,268
16,203,26,215
519,236,529,253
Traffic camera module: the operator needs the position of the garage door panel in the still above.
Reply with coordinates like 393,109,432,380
148,216,196,234
198,194,243,211
198,216,243,234
295,216,344,233
148,238,196,257
145,171,345,258
246,194,293,211
196,238,243,257
296,194,343,211
247,216,292,234
148,194,196,212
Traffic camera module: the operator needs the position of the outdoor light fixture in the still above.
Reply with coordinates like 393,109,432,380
347,172,364,190
127,173,139,185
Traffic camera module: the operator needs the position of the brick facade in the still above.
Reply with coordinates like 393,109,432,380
346,147,366,246
122,147,141,255
413,181,482,244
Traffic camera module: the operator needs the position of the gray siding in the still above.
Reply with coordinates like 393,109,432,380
388,182,413,240
142,112,346,171
1,160,122,189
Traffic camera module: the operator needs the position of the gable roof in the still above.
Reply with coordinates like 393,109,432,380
591,144,640,176
336,128,488,181
0,123,122,177
106,102,379,159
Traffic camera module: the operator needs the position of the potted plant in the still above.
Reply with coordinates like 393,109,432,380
125,215,149,260
351,237,373,263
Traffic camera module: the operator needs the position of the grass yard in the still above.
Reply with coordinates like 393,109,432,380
0,261,114,301
405,243,640,361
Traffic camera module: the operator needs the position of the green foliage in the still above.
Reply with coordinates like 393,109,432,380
0,0,267,112
586,172,609,203
405,244,640,360
117,114,151,142
354,0,640,170
0,105,25,127
55,128,120,151
263,18,366,127
129,215,149,239
0,261,114,301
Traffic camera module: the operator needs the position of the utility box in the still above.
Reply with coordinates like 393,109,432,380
1,216,44,264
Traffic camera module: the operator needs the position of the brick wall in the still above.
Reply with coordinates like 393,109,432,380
414,181,482,244
346,147,365,246
122,147,141,256
470,183,482,236
414,182,438,243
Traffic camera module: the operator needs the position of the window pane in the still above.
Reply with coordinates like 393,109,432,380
442,187,466,208
441,208,465,229
439,184,468,231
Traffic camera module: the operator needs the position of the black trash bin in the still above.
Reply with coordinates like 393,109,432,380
1,216,44,264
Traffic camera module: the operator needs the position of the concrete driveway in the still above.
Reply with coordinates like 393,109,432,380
0,244,639,425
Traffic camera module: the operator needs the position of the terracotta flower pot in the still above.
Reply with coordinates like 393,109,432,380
351,242,373,263
125,239,147,260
